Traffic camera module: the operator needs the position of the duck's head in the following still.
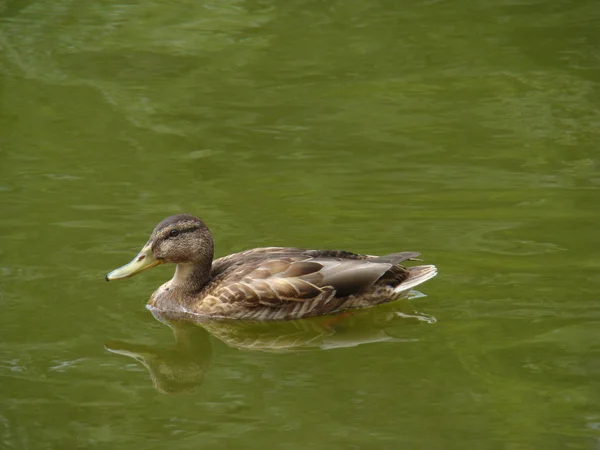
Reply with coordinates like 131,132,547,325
106,214,214,281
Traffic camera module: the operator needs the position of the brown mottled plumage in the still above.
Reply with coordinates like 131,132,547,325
106,214,437,320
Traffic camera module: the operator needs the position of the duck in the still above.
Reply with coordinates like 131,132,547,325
106,214,437,320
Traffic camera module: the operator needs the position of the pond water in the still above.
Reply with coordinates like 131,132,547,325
1,0,600,448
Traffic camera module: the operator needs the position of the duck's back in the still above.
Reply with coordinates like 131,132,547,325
196,247,436,320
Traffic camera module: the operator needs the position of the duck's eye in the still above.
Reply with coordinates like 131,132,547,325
168,229,179,238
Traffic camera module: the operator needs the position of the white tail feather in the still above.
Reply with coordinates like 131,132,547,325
394,264,437,293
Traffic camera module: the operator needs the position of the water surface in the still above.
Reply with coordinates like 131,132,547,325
1,0,600,448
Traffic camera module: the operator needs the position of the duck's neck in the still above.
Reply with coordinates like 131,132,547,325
171,261,211,293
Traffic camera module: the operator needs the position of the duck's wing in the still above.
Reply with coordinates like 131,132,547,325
207,248,417,319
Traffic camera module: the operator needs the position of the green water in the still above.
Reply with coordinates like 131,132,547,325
2,0,600,448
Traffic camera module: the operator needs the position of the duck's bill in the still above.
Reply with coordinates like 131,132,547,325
106,243,162,281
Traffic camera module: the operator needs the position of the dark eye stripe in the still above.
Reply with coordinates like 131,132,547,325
180,226,200,234
165,226,200,239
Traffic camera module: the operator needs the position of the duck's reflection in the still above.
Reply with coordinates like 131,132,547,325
105,319,213,394
105,296,435,394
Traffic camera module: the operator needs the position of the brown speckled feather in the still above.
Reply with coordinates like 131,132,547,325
185,248,421,320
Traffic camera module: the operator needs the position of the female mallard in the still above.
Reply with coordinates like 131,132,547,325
106,214,437,320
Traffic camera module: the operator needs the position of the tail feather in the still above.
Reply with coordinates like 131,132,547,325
394,264,437,293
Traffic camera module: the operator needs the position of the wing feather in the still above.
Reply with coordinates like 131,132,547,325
208,247,418,318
